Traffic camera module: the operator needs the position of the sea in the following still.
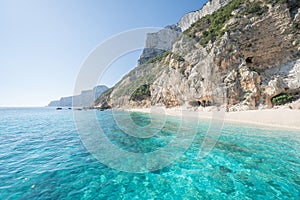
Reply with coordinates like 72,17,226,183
0,107,299,199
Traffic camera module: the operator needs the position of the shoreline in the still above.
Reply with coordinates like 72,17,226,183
124,107,300,131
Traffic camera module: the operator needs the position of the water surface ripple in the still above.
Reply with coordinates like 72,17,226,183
0,108,299,199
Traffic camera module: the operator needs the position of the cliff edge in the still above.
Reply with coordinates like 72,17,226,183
95,0,300,111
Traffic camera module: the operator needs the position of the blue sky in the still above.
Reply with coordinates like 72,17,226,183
0,0,206,106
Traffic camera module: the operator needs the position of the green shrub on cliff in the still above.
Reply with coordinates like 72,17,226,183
145,51,171,64
130,84,151,101
271,93,293,105
185,0,243,46
185,0,269,47
242,2,268,16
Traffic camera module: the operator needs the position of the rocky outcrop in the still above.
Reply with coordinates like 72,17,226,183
96,0,300,111
263,60,300,107
137,25,181,65
48,100,60,107
48,97,72,107
48,85,108,107
138,0,232,65
177,0,232,32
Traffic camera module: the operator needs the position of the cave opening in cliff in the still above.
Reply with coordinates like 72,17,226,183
246,57,253,64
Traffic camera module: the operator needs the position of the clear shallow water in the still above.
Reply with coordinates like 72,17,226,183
0,107,299,199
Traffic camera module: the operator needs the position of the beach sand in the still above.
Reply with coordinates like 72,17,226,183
125,107,300,131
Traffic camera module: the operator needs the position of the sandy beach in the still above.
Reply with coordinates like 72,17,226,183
125,107,300,131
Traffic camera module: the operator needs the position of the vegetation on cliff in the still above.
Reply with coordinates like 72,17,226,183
271,93,294,105
95,0,300,110
129,84,151,101
185,0,243,46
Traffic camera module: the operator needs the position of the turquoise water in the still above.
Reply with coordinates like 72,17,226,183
0,107,299,199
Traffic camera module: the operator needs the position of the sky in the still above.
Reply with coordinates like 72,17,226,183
0,0,206,107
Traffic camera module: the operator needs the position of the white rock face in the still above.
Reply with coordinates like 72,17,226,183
177,0,232,32
96,0,300,111
48,85,108,107
264,59,300,96
138,0,232,64
285,60,300,89
138,26,181,65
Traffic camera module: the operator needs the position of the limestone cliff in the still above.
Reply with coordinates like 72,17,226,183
48,85,108,107
137,0,230,65
137,25,181,65
177,0,232,32
96,0,300,111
